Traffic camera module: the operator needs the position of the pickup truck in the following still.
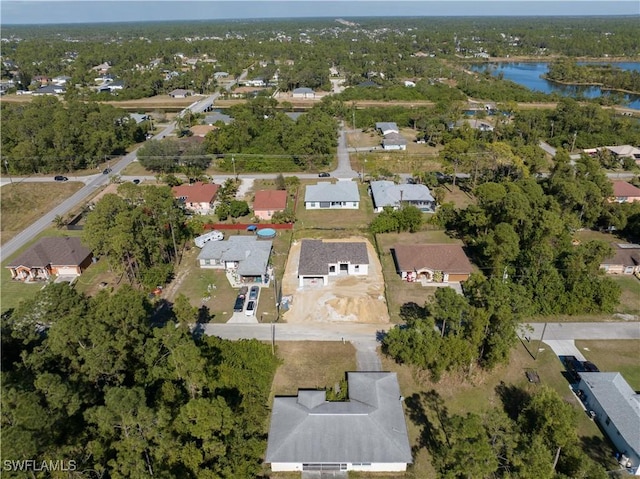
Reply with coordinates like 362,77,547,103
233,295,246,312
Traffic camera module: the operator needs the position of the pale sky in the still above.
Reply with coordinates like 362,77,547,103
1,1,638,25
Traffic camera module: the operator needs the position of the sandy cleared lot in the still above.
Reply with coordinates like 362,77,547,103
281,237,389,324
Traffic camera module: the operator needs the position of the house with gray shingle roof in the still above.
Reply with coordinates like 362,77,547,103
297,239,368,287
578,372,640,474
370,180,435,212
375,122,399,136
197,236,272,283
292,87,315,98
265,371,412,472
304,181,360,210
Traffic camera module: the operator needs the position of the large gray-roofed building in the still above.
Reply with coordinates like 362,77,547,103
578,372,640,474
197,236,272,280
375,122,399,136
297,239,368,287
304,181,360,210
265,372,412,472
370,180,436,212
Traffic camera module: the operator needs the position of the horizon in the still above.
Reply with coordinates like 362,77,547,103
1,1,639,26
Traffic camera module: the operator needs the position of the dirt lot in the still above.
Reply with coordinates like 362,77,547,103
281,237,389,324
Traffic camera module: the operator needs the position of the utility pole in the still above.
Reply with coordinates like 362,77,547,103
571,131,577,153
231,156,236,179
4,159,12,184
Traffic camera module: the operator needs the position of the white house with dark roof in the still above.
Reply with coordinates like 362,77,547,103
265,372,412,472
370,180,436,212
304,181,360,210
382,132,407,150
297,239,368,287
197,236,272,284
578,372,640,474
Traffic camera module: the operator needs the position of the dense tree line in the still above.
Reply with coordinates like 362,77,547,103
1,97,144,173
137,137,210,174
83,185,188,289
1,283,279,478
203,97,338,171
409,386,607,479
546,60,640,94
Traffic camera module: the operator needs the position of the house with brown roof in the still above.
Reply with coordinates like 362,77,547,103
610,181,640,203
600,243,640,275
298,239,369,287
172,182,220,214
253,190,288,220
392,244,473,283
7,237,93,282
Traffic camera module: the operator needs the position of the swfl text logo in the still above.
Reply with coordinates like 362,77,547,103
3,459,77,472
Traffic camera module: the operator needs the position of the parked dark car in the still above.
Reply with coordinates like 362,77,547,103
583,361,600,372
103,168,112,175
563,355,583,381
54,175,68,182
318,172,330,177
233,295,246,312
249,286,259,301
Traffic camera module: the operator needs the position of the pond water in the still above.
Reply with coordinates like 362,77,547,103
471,62,640,110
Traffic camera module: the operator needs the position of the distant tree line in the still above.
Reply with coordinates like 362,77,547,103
546,60,640,94
1,97,144,173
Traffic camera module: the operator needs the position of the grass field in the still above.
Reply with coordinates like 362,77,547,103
1,181,84,244
575,340,640,390
610,275,640,315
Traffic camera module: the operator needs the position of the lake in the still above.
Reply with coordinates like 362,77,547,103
471,62,640,110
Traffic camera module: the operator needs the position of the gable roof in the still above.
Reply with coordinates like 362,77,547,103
370,181,434,209
606,145,640,158
298,239,369,275
292,87,314,94
197,236,272,276
612,181,640,198
8,237,91,269
382,132,408,147
171,182,219,204
376,122,399,135
305,181,360,203
393,244,473,275
579,372,640,456
601,243,640,268
266,372,412,465
253,190,287,211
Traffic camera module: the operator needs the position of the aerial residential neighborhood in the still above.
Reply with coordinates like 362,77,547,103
1,5,639,479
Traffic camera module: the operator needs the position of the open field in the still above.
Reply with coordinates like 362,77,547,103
376,230,464,323
439,183,476,209
575,340,640,390
1,181,84,244
354,151,443,179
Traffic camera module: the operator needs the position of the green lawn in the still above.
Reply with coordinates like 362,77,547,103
575,340,640,391
610,275,640,315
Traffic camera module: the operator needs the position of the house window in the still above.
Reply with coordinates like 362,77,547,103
329,265,336,273
309,202,316,207
354,265,359,272
352,202,357,207
320,201,330,208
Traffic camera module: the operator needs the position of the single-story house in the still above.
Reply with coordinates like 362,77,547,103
7,237,93,282
381,132,407,151
253,190,288,220
375,122,399,136
91,62,111,74
265,372,412,472
604,145,640,162
32,85,65,96
229,86,265,98
577,372,640,475
392,244,473,283
357,80,381,88
243,78,266,87
292,87,315,99
610,181,640,203
214,71,229,79
169,88,192,98
370,180,436,212
297,239,368,287
600,243,640,275
172,182,220,214
197,236,272,284
52,75,71,85
205,112,233,125
456,119,494,132
305,181,360,210
129,113,150,124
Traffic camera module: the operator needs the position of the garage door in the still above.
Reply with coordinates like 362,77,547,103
56,267,79,276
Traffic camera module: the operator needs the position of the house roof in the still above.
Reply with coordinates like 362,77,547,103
265,372,412,465
130,113,149,124
197,236,272,276
382,132,407,147
204,112,233,125
7,237,91,269
305,181,360,203
298,239,369,276
579,372,640,456
285,111,304,121
370,181,435,209
393,244,473,275
171,182,219,204
169,88,190,96
253,190,287,211
601,243,640,268
606,145,640,158
292,87,314,94
612,181,640,198
376,122,399,134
